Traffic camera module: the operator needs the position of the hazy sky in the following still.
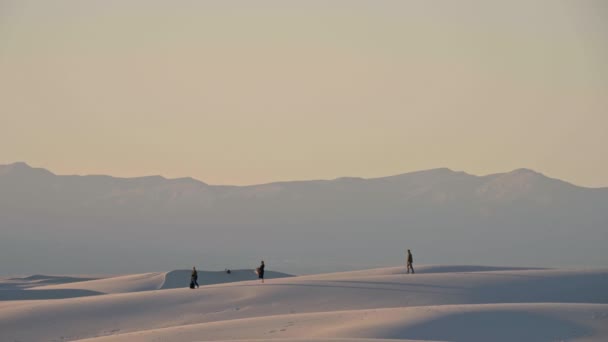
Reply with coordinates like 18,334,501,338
1,0,606,187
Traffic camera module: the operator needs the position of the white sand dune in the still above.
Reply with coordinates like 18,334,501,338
0,274,102,290
0,288,104,301
78,303,608,342
161,269,293,289
30,272,167,294
1,266,606,342
28,269,292,296
290,265,546,280
0,274,107,301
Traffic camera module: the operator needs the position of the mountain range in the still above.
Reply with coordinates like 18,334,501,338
1,162,606,275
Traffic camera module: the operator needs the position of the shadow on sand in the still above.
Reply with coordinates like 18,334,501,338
0,289,103,301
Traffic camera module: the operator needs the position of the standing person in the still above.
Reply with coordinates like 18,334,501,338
191,266,199,288
406,249,415,274
257,260,265,283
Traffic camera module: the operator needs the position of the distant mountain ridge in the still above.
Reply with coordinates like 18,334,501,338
1,162,607,275
1,161,603,190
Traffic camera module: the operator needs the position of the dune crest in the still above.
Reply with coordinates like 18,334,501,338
1,266,607,341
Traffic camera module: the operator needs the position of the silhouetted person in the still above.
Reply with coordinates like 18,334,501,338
191,266,199,288
406,249,415,274
257,260,265,283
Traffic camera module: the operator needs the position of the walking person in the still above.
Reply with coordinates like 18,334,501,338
257,260,265,283
406,249,415,274
191,266,200,288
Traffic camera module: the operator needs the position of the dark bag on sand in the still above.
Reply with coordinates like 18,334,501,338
189,280,195,289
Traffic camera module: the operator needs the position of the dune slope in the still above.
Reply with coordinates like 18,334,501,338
0,266,606,342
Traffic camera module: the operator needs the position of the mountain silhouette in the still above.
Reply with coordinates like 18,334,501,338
1,162,606,275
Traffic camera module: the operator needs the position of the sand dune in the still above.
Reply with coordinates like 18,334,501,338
31,272,166,294
78,303,608,342
0,274,102,290
0,288,103,301
290,265,545,280
28,269,292,296
1,266,606,341
161,269,293,289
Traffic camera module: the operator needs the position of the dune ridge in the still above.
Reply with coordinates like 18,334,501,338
1,266,606,341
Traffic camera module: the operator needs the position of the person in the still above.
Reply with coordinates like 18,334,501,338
191,266,199,288
406,249,415,274
257,260,265,283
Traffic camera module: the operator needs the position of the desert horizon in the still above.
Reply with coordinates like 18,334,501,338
1,0,606,341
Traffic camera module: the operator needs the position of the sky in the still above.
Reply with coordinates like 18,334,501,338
1,0,607,187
